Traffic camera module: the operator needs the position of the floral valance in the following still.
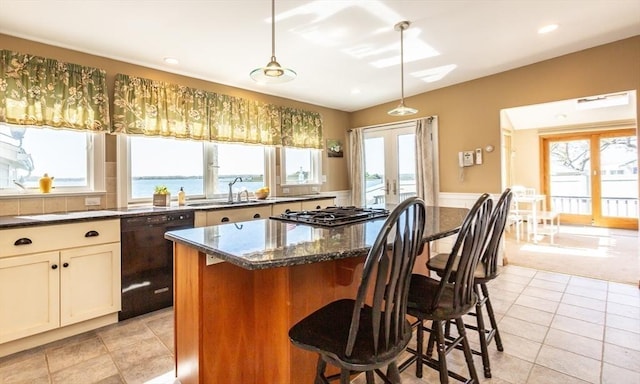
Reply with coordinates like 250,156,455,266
0,49,110,131
112,73,322,149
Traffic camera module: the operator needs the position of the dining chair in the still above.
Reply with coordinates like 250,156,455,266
400,193,492,383
288,197,427,384
426,188,513,378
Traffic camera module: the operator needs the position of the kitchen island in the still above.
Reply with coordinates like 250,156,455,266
165,206,468,384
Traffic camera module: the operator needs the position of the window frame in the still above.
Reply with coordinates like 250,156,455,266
0,124,105,196
118,135,276,206
280,147,323,187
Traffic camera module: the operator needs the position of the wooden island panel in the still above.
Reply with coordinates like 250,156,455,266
173,242,363,384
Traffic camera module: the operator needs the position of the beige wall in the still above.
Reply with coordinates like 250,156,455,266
0,34,351,210
350,36,640,194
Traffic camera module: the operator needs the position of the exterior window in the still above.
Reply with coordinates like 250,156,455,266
0,124,104,193
121,136,269,204
282,148,322,185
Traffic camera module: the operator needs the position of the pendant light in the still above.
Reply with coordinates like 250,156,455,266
388,21,417,116
250,0,296,83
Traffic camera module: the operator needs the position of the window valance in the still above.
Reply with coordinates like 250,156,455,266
112,73,322,149
0,50,110,131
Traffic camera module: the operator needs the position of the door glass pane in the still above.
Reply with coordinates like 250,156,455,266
599,136,638,218
549,139,591,215
364,137,385,208
398,134,416,202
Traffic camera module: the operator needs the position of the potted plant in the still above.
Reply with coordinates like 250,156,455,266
153,185,171,207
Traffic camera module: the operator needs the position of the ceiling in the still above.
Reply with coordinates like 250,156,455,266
0,0,639,112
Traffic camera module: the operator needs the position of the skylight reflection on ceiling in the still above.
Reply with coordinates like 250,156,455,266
412,64,457,83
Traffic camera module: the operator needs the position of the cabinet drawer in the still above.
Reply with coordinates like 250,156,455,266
301,198,335,211
0,219,120,258
272,202,301,215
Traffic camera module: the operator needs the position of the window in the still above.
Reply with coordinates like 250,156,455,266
121,136,271,204
0,124,104,194
281,148,322,185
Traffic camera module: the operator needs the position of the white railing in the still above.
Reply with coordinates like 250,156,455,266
551,196,638,218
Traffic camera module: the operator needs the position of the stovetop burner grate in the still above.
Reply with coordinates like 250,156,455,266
270,206,389,227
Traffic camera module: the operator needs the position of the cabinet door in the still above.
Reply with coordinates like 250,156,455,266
0,252,60,343
301,198,335,211
207,206,272,224
272,202,301,215
60,243,121,326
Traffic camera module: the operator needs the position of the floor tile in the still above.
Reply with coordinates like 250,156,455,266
515,294,559,313
505,304,555,327
608,292,640,308
561,293,606,311
50,354,119,384
605,327,640,351
534,271,571,284
97,319,157,352
44,334,108,373
556,303,605,325
603,343,640,373
500,265,537,278
486,351,533,384
608,282,640,298
568,275,609,291
543,328,603,360
118,354,174,384
489,280,528,294
535,345,601,383
0,351,49,384
526,364,590,384
521,286,563,302
606,302,640,319
498,316,549,343
111,337,171,372
550,315,604,341
602,362,640,384
497,272,534,286
564,284,608,301
527,278,567,292
606,312,640,334
493,331,541,362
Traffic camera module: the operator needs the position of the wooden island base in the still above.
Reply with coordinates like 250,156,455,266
173,243,368,384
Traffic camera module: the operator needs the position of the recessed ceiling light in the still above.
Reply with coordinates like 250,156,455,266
538,24,558,34
555,113,567,120
351,88,361,95
163,57,179,65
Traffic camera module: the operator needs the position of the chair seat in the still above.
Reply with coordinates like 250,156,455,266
427,253,501,284
407,274,477,321
289,299,412,369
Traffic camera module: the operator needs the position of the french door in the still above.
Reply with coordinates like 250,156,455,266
363,124,416,209
542,129,638,229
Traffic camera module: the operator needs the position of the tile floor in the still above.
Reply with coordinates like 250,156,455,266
1,265,639,384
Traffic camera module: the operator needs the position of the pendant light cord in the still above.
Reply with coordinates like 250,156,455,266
400,24,405,103
271,0,276,60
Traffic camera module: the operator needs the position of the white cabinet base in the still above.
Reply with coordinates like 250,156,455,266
0,313,117,358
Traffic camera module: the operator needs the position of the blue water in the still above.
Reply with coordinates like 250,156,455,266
132,178,264,198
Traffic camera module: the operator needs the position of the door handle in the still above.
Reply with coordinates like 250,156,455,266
385,180,390,194
392,180,397,195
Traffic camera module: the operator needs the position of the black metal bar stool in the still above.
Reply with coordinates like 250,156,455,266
399,193,492,383
426,189,513,378
288,197,427,384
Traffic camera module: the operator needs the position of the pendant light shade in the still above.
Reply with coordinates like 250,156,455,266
250,0,296,83
388,21,417,116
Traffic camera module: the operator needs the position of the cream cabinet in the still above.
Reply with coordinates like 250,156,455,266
272,202,301,215
301,198,335,211
205,205,272,225
0,220,121,345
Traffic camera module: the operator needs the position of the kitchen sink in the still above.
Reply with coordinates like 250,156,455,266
186,200,260,207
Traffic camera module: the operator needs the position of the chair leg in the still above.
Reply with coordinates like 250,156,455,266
435,320,449,384
365,371,375,384
340,369,350,384
474,285,492,378
387,362,402,384
455,318,479,384
315,356,328,384
482,283,504,352
415,318,424,378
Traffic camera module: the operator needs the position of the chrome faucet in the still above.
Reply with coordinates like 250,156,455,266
13,180,27,193
228,177,242,202
237,189,250,203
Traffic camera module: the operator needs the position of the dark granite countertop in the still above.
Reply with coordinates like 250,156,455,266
164,206,469,270
0,195,335,229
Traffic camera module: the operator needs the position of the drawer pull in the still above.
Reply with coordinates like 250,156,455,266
63,262,69,268
253,213,261,219
14,238,33,246
51,264,58,270
221,217,230,222
154,287,169,294
85,230,100,238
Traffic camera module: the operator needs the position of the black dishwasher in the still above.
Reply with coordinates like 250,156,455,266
120,211,194,320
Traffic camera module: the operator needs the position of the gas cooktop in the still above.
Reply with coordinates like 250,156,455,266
270,206,389,227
